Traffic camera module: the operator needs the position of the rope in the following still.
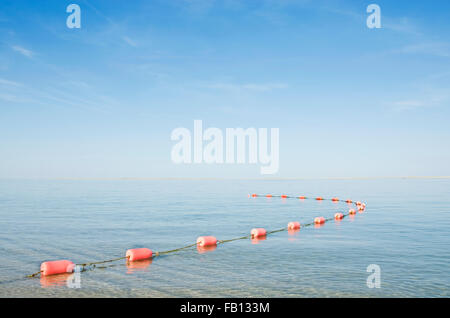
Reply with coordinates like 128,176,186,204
76,256,128,267
157,242,198,255
19,194,364,280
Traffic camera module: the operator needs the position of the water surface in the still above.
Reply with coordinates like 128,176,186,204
0,179,448,297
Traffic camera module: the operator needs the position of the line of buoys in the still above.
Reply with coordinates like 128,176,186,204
252,194,367,214
25,193,366,279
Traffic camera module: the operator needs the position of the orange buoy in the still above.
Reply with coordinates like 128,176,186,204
334,213,344,220
314,217,325,224
287,221,301,230
356,201,362,206
40,260,75,276
281,195,288,198
316,197,323,201
346,199,353,203
331,197,339,202
298,196,306,199
251,228,267,238
196,236,217,247
349,209,356,215
251,194,258,197
126,248,153,261
266,194,272,198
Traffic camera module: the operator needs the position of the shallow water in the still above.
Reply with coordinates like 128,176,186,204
0,179,449,297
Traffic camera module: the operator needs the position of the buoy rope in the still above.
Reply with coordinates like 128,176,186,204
156,242,198,256
18,194,365,280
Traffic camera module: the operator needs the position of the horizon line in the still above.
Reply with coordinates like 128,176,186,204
1,176,450,181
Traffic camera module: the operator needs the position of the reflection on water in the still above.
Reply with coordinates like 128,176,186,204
0,179,449,297
126,259,152,274
251,236,266,244
197,245,217,254
40,273,73,288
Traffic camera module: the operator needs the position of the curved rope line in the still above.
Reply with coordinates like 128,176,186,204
17,194,365,280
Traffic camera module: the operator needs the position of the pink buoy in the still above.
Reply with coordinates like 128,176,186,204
40,260,75,276
334,213,344,220
126,248,153,261
314,217,325,224
196,236,217,247
251,228,267,238
287,222,301,230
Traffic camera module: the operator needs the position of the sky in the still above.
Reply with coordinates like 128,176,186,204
0,0,449,179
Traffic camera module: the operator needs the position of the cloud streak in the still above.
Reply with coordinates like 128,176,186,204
11,45,34,58
204,82,288,92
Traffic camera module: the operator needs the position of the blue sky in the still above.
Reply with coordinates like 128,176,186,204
0,0,449,178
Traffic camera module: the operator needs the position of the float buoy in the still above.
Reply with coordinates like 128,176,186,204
287,221,301,230
334,213,344,220
251,228,267,238
40,260,75,276
126,248,153,261
314,217,325,224
196,236,217,247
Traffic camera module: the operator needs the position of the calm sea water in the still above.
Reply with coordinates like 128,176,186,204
0,179,449,297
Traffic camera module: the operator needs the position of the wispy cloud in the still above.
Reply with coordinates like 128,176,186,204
122,36,137,47
204,82,288,92
11,45,34,58
0,92,29,103
393,42,450,58
0,78,22,87
383,17,422,36
390,92,448,111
